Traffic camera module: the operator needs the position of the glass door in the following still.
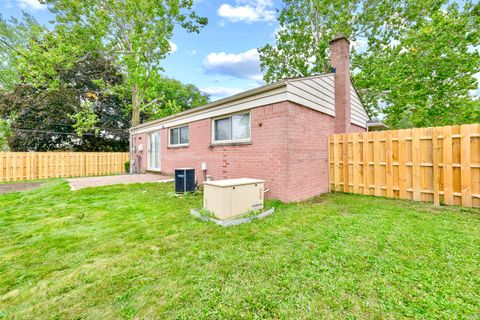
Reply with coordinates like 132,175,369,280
147,132,161,171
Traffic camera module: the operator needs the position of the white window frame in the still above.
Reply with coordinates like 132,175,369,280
212,111,251,144
169,125,189,147
147,131,161,171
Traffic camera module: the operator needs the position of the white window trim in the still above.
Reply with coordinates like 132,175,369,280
168,125,189,147
211,111,251,145
147,131,161,171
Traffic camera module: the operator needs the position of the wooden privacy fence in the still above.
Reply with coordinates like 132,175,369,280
328,124,480,208
0,152,129,182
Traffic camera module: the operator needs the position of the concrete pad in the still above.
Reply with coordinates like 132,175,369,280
0,182,43,194
67,173,173,190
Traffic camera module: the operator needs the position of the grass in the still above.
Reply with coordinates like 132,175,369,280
0,180,479,319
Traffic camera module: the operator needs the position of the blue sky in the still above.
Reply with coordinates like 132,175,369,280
2,0,478,100
1,0,280,100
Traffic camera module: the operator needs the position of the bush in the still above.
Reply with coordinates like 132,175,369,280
124,160,130,173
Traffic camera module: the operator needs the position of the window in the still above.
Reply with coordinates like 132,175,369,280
213,112,250,143
169,125,189,146
147,132,161,170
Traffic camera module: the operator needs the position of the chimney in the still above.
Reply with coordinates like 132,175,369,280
330,35,351,133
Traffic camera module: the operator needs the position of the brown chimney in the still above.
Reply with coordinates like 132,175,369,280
330,35,351,133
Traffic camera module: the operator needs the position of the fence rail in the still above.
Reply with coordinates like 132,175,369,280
328,124,480,208
0,152,129,182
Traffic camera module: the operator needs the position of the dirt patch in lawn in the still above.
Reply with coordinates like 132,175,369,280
0,182,43,194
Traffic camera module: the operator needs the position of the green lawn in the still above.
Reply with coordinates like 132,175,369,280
0,181,479,319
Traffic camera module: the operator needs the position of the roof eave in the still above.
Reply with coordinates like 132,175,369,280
130,80,287,132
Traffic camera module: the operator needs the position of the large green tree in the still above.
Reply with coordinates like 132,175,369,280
21,0,207,127
0,53,130,151
142,75,209,121
259,0,480,128
0,14,43,90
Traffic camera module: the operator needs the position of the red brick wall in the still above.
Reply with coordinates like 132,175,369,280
132,132,148,173
283,102,336,201
132,101,365,202
350,124,366,133
144,102,291,200
330,36,352,134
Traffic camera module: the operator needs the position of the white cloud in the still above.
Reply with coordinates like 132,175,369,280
218,0,275,23
169,41,178,53
16,0,45,10
201,86,245,99
203,48,263,81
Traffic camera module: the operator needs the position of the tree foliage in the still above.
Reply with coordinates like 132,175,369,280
25,0,208,127
0,13,43,90
259,0,480,128
142,76,209,121
0,11,209,151
0,117,13,151
0,53,130,151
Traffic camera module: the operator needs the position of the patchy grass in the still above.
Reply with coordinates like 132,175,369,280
0,180,479,319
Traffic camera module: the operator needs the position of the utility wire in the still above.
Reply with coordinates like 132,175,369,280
13,120,129,133
12,128,128,137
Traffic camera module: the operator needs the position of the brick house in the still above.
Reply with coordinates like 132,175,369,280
129,36,370,202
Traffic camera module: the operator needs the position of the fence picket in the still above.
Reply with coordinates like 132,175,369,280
343,134,349,192
432,127,440,206
460,125,472,207
362,132,369,195
352,133,360,193
373,132,381,197
0,152,129,182
329,124,479,208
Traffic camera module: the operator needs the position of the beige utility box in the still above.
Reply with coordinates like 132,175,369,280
203,178,265,220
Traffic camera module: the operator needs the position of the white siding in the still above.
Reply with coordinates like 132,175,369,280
286,75,336,117
131,73,370,134
350,86,370,128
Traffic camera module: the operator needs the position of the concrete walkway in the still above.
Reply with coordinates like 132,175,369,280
0,182,43,194
67,173,173,190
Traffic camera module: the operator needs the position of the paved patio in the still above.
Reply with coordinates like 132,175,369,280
67,173,173,190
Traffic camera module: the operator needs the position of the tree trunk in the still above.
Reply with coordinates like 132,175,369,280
131,84,140,127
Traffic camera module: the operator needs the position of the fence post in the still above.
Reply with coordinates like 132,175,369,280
352,133,360,193
432,127,440,206
442,126,453,205
362,132,369,195
373,132,381,196
412,129,421,201
343,134,349,192
398,130,407,199
460,124,472,207
386,130,394,198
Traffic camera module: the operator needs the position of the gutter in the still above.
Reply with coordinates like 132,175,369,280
130,80,287,133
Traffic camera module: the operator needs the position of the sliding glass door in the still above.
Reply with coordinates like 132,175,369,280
147,132,161,171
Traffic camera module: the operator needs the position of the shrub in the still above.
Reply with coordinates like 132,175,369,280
124,160,130,173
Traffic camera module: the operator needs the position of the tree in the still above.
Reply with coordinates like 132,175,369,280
24,0,207,127
0,117,12,151
0,53,130,151
353,2,480,127
142,76,209,121
259,0,480,128
0,13,43,90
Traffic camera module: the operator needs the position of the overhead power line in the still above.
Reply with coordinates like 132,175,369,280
12,120,129,133
12,128,128,137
